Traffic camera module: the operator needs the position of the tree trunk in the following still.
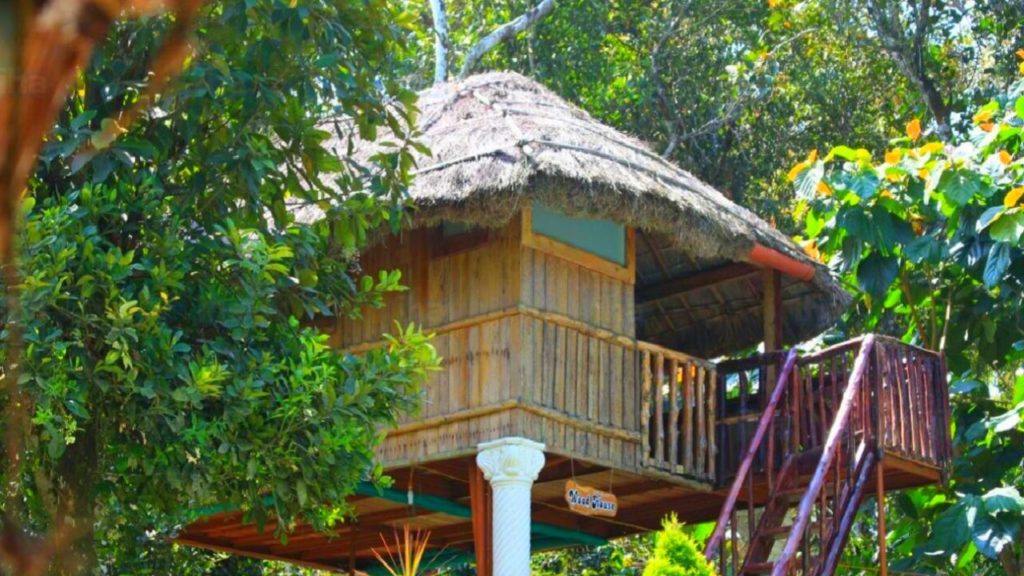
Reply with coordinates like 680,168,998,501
429,0,449,84
55,422,100,575
457,0,556,79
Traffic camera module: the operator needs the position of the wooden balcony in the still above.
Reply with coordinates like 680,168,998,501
714,336,950,488
377,305,720,486
706,335,952,575
177,329,950,573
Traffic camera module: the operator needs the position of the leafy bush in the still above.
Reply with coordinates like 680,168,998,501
642,515,716,576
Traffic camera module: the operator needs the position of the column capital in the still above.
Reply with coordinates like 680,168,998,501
476,437,546,488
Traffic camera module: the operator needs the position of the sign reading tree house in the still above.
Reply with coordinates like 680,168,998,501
564,480,618,517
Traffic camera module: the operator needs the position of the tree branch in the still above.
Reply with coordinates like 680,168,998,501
864,0,950,139
457,0,556,79
429,0,449,84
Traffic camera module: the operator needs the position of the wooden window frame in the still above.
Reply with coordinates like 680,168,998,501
521,204,636,284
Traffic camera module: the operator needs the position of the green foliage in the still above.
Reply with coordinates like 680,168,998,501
2,0,439,570
794,77,1024,371
532,536,651,576
796,74,1024,574
641,516,715,576
400,0,929,226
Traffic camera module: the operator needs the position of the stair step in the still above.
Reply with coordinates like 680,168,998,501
761,523,821,539
763,524,795,537
743,562,775,574
776,486,806,500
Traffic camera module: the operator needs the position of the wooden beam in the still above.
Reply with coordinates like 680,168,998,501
635,263,760,306
877,460,887,576
469,464,492,576
763,269,783,351
764,269,783,393
174,537,347,574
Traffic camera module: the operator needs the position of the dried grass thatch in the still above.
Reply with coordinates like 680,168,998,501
320,71,849,356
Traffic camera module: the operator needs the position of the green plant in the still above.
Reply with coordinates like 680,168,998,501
642,515,716,576
372,525,433,576
790,64,1024,574
1,0,440,572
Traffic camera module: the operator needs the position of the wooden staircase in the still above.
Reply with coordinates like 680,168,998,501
704,335,951,576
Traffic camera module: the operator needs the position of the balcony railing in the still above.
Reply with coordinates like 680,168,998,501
639,342,717,482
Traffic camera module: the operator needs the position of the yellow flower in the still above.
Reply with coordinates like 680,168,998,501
1005,187,1024,209
906,118,921,141
999,150,1013,166
880,189,895,198
802,240,821,262
884,149,902,164
980,122,995,132
786,149,818,182
816,180,831,196
917,141,944,155
917,168,930,180
1017,49,1024,60
973,109,995,124
885,172,903,182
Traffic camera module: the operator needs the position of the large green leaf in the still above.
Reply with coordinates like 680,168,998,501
983,242,1011,288
989,211,1024,244
983,487,1024,515
856,251,899,298
904,235,944,264
849,168,881,200
927,499,973,554
972,511,1020,559
795,160,825,200
937,169,989,206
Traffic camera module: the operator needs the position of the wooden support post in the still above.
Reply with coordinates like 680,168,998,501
763,269,783,393
348,526,357,576
877,460,887,576
469,463,492,576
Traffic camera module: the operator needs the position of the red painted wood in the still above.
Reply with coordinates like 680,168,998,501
704,349,799,561
772,335,875,575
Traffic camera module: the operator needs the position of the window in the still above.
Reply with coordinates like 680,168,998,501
530,202,627,265
523,202,634,283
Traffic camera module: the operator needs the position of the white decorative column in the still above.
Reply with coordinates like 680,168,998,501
476,437,546,576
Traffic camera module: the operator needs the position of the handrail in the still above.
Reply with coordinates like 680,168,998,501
704,349,799,561
872,334,942,357
818,444,877,576
772,335,876,575
794,336,865,364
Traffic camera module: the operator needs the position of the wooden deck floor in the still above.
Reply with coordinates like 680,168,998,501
175,449,940,573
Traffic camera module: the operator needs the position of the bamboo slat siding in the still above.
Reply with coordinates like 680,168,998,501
333,219,720,481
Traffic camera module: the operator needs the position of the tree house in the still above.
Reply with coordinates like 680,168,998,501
177,73,951,576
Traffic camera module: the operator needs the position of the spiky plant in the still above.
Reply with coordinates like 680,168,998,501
371,525,433,576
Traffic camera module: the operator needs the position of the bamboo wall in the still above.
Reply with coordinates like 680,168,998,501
334,213,713,484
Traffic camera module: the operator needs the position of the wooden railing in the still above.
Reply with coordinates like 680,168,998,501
639,342,717,482
714,351,787,484
705,335,950,575
872,336,951,469
705,349,799,572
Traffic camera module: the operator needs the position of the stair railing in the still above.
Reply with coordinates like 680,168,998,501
704,349,799,571
772,335,877,575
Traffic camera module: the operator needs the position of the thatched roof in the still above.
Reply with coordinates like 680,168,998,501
322,71,849,357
